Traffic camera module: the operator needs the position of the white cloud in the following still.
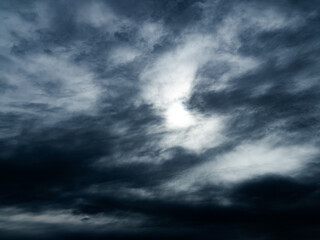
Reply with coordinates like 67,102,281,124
1,51,100,122
138,34,228,153
140,34,214,107
165,137,319,191
138,26,257,153
138,21,166,48
108,46,141,65
76,1,129,32
162,113,226,153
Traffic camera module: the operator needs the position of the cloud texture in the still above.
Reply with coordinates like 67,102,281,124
1,0,320,239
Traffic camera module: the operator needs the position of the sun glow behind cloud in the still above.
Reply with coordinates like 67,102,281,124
165,101,195,129
1,0,320,238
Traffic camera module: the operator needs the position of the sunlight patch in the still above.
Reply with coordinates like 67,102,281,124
166,102,195,129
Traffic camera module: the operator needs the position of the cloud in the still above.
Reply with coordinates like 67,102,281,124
168,137,319,191
1,0,320,239
108,46,141,65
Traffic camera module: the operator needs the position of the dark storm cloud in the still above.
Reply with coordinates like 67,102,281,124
190,63,320,142
189,11,320,142
1,0,320,239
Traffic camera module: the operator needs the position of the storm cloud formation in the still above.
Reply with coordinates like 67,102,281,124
1,0,320,239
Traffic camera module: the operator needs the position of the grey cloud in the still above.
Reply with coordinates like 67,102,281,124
1,0,320,239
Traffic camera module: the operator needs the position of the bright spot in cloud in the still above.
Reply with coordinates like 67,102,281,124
166,102,195,129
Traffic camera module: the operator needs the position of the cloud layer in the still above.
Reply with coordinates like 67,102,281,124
1,0,320,239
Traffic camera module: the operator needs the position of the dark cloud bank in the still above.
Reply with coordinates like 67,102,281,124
1,0,320,239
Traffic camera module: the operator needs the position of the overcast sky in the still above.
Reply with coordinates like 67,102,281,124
1,0,320,239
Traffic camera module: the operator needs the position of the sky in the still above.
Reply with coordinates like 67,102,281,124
0,0,320,239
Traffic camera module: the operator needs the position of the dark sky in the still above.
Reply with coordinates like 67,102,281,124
1,0,320,239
